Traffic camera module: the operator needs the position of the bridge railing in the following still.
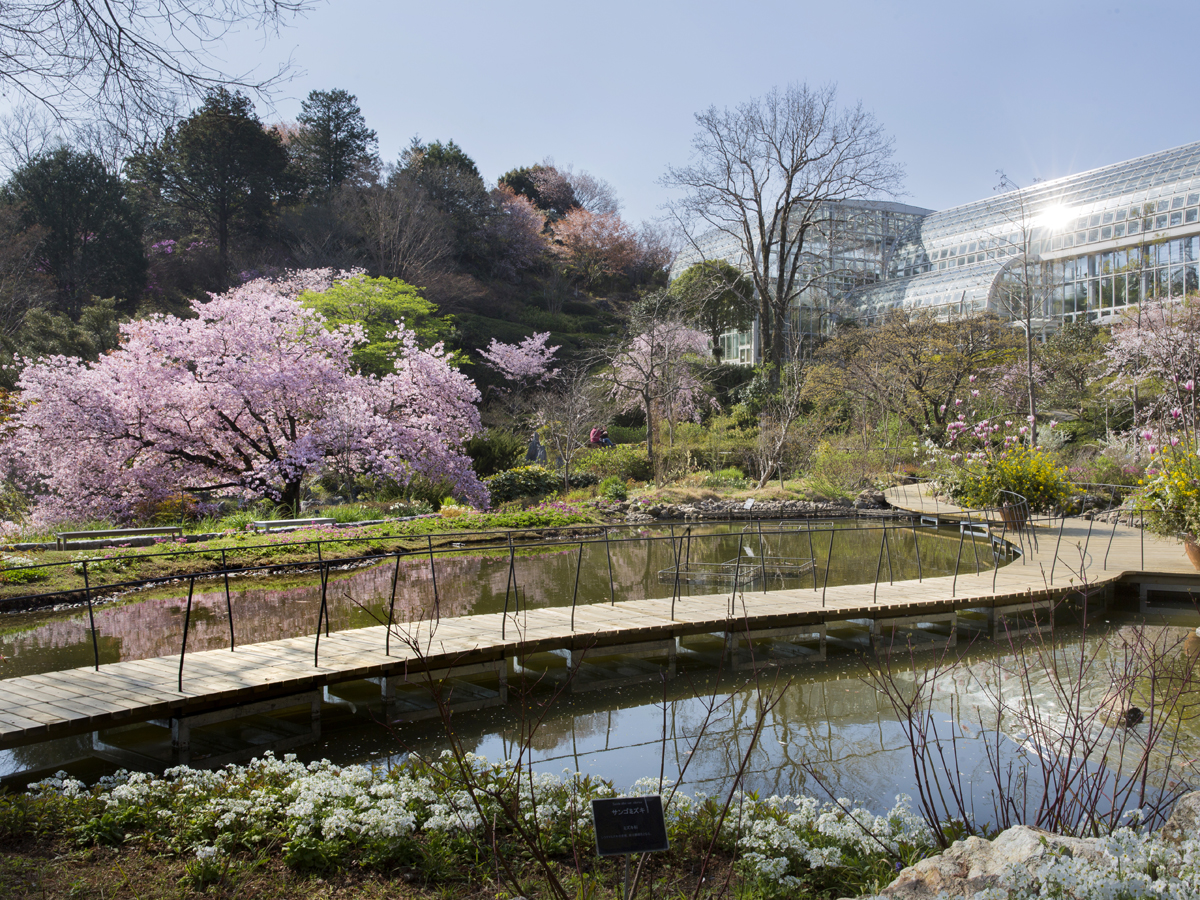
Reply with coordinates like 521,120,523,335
1,483,1147,690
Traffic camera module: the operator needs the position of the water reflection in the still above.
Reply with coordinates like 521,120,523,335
0,522,993,680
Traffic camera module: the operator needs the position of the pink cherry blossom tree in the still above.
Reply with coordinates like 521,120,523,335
478,332,560,390
3,271,486,524
604,299,711,480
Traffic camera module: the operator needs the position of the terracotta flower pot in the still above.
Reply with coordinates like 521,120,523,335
1183,535,1200,571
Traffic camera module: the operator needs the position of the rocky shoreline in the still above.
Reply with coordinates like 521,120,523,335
603,489,896,523
847,791,1200,899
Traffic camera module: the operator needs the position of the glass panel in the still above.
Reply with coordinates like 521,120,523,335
1189,193,1199,206
1116,209,1127,221
1127,270,1141,305
1159,200,1170,213
1157,267,1171,297
1115,275,1127,307
1089,229,1100,242
1102,226,1113,239
1101,276,1114,308
1103,212,1114,224
1115,223,1126,237
1129,220,1140,234
1157,215,1169,229
1172,211,1183,227
1174,196,1186,209
1090,215,1102,227
1188,264,1199,295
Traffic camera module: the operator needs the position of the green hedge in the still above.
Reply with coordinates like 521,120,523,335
484,465,560,504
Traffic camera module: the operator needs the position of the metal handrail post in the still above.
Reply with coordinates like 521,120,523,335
427,536,440,621
821,529,835,608
1049,513,1067,585
221,548,234,651
872,526,887,603
605,527,616,606
178,575,195,691
82,560,99,671
911,517,923,583
385,551,400,656
807,523,817,590
571,541,583,632
952,527,966,597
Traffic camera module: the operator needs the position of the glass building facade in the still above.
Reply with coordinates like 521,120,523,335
679,141,1200,360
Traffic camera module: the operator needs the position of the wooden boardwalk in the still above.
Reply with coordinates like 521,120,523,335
2,484,1198,752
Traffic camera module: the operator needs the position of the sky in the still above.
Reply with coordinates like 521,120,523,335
216,0,1198,226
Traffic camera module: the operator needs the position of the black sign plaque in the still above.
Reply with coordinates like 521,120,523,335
591,795,669,857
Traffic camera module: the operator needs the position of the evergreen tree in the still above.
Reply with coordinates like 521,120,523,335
127,88,289,275
291,89,378,197
2,147,145,318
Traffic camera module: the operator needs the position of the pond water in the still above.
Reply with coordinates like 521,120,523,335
14,519,1192,827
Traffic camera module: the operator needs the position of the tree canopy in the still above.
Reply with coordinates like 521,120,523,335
126,88,289,275
2,147,146,318
290,88,378,197
4,270,485,523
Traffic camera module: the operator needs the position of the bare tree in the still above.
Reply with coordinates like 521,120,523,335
349,172,454,286
662,83,904,372
533,364,604,490
563,167,621,216
0,1,312,131
603,292,710,481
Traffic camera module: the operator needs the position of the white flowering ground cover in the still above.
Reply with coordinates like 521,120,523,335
2,753,1198,899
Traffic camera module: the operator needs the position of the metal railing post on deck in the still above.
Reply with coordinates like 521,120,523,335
730,543,743,616
220,548,234,651
178,575,195,691
1049,513,1067,585
821,529,835,608
571,541,583,632
952,527,966,597
605,527,616,606
502,535,516,639
807,524,817,590
911,518,923,583
757,520,768,590
427,536,440,621
82,560,99,671
1105,510,1122,570
313,563,330,667
873,526,887,603
965,510,981,575
993,521,1007,592
385,551,400,656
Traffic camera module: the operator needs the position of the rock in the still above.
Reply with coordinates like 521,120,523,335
1161,790,1200,844
871,825,1105,899
854,488,888,509
647,506,662,517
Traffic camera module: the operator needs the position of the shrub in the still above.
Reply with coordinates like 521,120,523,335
1137,441,1200,537
599,476,627,502
0,554,48,583
465,428,527,478
951,446,1072,513
702,467,747,489
484,465,560,504
577,445,652,482
606,424,645,444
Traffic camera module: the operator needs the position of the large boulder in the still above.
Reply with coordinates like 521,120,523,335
863,825,1106,899
1161,790,1200,844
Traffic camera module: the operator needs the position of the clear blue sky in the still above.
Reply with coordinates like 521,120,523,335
221,0,1199,225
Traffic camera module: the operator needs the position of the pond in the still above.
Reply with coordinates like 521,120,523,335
17,517,1187,828
0,520,994,680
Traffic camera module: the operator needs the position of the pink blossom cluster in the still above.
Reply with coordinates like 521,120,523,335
3,271,485,524
478,332,560,387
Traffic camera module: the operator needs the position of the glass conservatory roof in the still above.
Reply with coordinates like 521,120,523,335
855,257,1007,315
862,140,1200,314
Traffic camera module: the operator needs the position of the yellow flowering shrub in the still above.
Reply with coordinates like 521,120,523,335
951,446,1072,514
1136,443,1200,537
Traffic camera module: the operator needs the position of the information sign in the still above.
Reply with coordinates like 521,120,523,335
591,795,669,857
